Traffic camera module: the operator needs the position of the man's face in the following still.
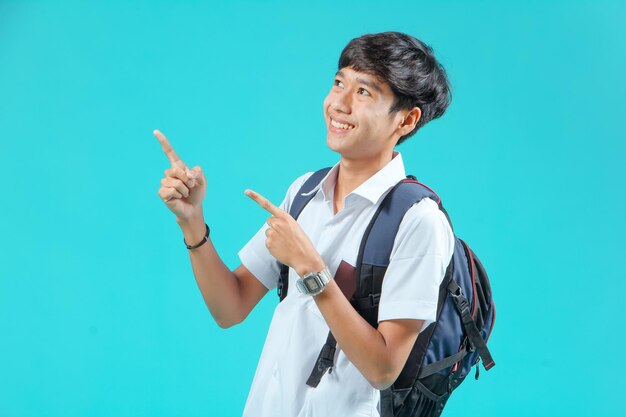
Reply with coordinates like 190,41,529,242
323,66,404,160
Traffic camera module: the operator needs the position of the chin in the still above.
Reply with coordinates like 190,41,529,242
327,135,360,160
326,134,343,154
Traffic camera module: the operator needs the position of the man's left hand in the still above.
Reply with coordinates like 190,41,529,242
245,189,325,276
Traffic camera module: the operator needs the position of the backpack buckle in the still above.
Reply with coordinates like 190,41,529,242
317,343,336,374
368,293,381,307
317,358,334,374
450,287,471,316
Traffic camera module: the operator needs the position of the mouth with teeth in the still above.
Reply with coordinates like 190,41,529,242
329,117,355,133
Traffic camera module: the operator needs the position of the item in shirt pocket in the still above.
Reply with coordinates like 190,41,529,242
334,260,357,299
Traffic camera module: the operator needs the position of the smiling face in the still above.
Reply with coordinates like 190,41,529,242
323,66,416,162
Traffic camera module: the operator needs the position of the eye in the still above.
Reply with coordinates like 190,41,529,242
357,87,370,96
334,79,344,88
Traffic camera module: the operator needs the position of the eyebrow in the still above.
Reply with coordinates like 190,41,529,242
335,70,383,93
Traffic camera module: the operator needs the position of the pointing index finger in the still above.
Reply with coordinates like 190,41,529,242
153,129,183,166
245,189,284,217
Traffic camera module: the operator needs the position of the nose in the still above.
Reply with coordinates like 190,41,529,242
331,88,352,114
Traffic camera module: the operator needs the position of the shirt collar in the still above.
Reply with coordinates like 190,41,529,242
301,151,407,205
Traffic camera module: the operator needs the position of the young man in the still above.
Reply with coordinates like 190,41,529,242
154,32,454,417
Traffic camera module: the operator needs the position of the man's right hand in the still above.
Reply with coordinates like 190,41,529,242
153,129,207,222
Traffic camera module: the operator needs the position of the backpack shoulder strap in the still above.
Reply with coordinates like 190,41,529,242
352,178,456,392
287,168,332,219
364,179,440,264
354,178,444,311
277,167,332,301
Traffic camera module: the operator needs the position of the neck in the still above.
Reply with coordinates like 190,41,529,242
334,150,395,209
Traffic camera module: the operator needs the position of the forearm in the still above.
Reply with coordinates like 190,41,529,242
177,212,243,328
313,279,397,390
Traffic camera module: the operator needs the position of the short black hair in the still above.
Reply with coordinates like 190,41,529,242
338,32,452,145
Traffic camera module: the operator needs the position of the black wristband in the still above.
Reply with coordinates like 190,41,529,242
184,223,210,249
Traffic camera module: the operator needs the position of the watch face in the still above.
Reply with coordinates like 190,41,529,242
304,277,320,291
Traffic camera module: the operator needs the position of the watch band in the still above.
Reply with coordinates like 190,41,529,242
296,266,333,296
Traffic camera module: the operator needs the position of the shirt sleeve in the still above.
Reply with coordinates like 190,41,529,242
377,198,455,331
237,172,315,290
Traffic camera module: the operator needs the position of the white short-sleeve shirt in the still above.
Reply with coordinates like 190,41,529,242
238,152,454,417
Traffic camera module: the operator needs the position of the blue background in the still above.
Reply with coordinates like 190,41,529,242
1,0,624,416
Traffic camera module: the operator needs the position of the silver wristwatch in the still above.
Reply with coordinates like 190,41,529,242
296,266,333,296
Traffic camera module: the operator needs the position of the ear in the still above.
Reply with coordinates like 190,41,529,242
397,107,421,137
